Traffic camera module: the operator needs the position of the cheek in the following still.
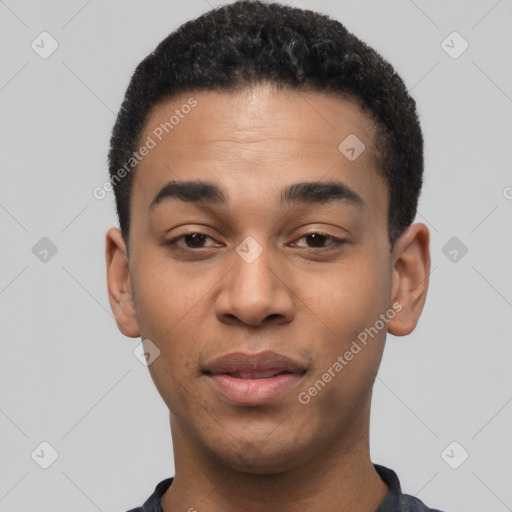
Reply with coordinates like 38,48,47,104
133,261,207,414
296,251,391,399
301,252,392,341
129,249,215,395
131,244,209,338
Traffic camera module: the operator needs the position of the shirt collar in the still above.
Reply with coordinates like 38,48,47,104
139,463,438,512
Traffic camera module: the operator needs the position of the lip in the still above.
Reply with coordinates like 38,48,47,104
203,351,306,406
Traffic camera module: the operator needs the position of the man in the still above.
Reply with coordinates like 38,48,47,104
106,1,443,510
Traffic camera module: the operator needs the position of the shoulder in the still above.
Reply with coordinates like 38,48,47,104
399,493,447,512
123,477,174,512
374,464,447,512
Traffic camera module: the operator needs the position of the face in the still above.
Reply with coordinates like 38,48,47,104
106,83,430,474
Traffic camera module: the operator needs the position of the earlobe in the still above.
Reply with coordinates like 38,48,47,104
105,228,140,338
387,223,430,337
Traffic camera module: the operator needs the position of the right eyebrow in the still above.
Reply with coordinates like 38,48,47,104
149,180,226,211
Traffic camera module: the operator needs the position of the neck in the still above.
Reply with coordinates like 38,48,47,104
162,409,388,512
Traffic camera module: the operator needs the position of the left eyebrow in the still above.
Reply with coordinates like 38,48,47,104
279,181,364,208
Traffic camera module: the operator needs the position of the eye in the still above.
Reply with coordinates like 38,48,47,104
292,232,345,249
166,232,219,250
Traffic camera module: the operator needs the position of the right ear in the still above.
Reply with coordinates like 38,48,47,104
105,228,140,338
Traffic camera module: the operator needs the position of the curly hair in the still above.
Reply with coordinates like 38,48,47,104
108,0,423,247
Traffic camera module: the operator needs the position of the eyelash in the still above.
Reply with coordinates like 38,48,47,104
165,231,346,251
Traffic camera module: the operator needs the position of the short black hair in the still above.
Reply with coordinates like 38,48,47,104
108,0,423,247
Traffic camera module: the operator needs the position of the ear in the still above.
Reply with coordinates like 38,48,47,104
387,223,430,336
105,227,140,338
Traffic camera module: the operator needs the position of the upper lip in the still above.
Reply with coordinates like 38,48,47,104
203,350,306,375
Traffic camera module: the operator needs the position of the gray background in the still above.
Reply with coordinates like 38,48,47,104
1,0,511,511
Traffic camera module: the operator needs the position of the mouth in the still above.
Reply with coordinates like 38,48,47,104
203,351,307,406
208,369,299,379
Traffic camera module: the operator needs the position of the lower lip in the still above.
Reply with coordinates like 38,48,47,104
206,373,303,406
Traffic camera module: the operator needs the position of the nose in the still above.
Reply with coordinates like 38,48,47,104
214,243,295,328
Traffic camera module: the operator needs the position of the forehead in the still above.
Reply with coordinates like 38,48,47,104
131,83,386,214
142,84,377,157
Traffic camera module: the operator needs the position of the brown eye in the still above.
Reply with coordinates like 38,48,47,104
183,233,207,248
293,232,345,249
304,233,328,247
166,232,218,250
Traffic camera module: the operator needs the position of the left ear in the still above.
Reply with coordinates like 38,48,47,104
387,223,430,336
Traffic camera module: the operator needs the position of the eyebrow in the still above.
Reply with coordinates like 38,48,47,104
149,179,364,211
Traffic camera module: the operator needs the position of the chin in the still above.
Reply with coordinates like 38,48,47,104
208,432,309,475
